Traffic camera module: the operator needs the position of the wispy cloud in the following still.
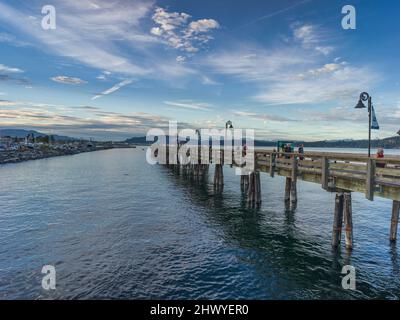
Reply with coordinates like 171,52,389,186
205,43,378,105
239,0,312,29
0,32,30,47
0,64,29,85
150,7,219,56
0,63,24,73
204,47,309,82
292,23,334,56
0,1,153,77
0,1,197,81
51,76,87,85
0,99,16,106
233,110,297,122
92,79,133,100
254,62,378,105
297,62,346,79
201,76,219,85
0,101,180,140
164,100,212,111
72,105,101,111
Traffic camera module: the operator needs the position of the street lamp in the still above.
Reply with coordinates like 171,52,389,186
225,121,234,165
355,92,373,157
195,129,201,164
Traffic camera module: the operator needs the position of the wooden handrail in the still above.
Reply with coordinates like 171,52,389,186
255,150,400,165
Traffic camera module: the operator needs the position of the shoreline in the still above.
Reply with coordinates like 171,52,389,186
0,145,136,165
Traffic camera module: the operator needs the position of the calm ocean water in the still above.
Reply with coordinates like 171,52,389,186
0,148,399,299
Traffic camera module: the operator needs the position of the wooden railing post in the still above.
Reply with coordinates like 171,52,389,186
366,159,376,201
269,152,276,177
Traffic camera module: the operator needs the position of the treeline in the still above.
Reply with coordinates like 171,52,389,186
298,136,400,149
125,135,400,149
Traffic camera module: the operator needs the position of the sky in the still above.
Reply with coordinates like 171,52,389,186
0,0,399,141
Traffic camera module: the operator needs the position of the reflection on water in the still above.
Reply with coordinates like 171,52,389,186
0,148,399,299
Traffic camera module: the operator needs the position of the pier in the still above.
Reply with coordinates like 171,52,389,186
159,147,400,250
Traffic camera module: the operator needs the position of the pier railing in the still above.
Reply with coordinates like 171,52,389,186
255,150,400,202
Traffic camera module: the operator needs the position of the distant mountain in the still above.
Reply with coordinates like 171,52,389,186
125,135,400,149
124,136,150,145
0,129,75,141
301,136,400,149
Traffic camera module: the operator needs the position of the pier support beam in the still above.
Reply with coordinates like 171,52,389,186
247,171,261,205
284,157,298,211
284,177,292,207
240,174,249,193
390,200,400,242
332,192,344,247
214,164,224,189
291,157,298,207
290,179,297,209
343,192,353,250
201,164,209,180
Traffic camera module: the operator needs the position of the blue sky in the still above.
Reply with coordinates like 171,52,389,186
0,0,399,140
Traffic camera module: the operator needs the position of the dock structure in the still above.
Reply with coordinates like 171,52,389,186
161,147,400,249
256,150,400,249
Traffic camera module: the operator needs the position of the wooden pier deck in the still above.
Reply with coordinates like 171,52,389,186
255,150,400,202
159,146,400,249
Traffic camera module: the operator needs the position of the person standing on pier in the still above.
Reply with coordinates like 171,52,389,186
284,144,292,159
298,144,304,160
376,148,385,168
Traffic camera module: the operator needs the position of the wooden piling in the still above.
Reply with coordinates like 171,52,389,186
247,171,261,204
332,192,344,247
241,174,249,193
166,145,170,166
247,172,254,203
284,177,291,205
255,171,261,204
390,200,400,242
214,164,224,187
290,157,298,206
343,192,353,249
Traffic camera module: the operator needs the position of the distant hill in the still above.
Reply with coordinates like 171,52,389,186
124,136,151,145
299,136,400,149
0,129,75,141
125,135,400,149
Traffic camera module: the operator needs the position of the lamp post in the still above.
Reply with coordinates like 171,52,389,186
225,121,233,165
195,129,201,164
355,92,373,157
